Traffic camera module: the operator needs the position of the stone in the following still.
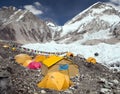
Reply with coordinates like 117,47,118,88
103,84,111,89
0,55,3,59
73,85,78,89
64,90,73,94
34,92,38,94
0,69,10,77
41,90,46,94
99,78,107,83
112,79,119,85
94,52,99,56
100,88,111,94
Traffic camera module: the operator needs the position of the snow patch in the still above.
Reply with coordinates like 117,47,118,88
16,10,28,21
100,15,120,25
62,15,94,36
9,9,21,19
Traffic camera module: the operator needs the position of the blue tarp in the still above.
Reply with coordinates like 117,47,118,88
59,64,69,70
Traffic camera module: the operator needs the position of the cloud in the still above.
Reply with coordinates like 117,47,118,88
24,2,43,15
23,1,57,24
34,2,41,7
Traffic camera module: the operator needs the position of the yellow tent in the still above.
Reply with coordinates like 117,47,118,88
41,56,79,78
22,60,32,67
37,72,72,91
33,54,47,62
86,57,96,64
66,52,74,57
42,55,63,67
14,54,32,64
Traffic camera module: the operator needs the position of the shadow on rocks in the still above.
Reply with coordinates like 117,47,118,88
0,67,14,94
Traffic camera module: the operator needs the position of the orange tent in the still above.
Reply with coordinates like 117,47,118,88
66,52,74,57
22,60,32,67
37,72,72,91
33,55,47,62
41,56,79,77
86,57,96,64
14,54,32,64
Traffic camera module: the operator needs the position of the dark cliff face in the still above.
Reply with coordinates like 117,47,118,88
0,6,53,44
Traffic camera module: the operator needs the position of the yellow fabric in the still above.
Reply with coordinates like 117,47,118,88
34,55,47,62
86,57,96,64
48,54,56,57
62,74,69,90
22,60,32,67
12,47,16,51
47,64,79,77
14,54,32,64
42,56,63,67
41,59,79,77
37,72,72,91
46,72,64,90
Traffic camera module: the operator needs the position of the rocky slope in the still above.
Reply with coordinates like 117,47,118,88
0,42,120,94
110,22,120,39
0,6,52,44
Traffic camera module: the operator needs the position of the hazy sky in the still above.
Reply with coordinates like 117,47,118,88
0,0,120,25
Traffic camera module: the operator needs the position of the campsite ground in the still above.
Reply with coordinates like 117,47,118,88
0,41,120,94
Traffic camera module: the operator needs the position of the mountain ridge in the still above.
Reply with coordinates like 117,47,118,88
0,2,120,44
55,2,120,44
0,6,53,44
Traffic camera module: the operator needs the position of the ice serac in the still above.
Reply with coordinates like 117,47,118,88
0,6,52,44
54,2,120,44
45,20,62,40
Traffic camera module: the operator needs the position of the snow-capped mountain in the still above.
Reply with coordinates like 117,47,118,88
45,20,62,40
0,6,53,44
22,2,120,71
1,2,120,45
53,2,120,44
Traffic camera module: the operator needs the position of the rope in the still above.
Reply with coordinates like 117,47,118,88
1,40,68,55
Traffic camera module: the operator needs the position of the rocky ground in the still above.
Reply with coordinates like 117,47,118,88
0,42,120,94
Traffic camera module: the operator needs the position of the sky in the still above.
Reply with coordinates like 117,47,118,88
0,0,120,25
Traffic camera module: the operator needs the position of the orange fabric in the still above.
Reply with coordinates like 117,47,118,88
86,57,96,64
37,72,72,91
12,47,16,51
66,52,74,57
34,55,47,62
42,56,63,67
14,54,32,64
22,60,32,67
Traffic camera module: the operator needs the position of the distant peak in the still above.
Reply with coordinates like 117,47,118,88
1,6,17,11
94,1,104,4
91,1,113,9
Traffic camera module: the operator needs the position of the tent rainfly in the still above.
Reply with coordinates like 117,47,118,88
41,55,79,78
33,54,47,62
14,54,32,64
37,71,73,91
